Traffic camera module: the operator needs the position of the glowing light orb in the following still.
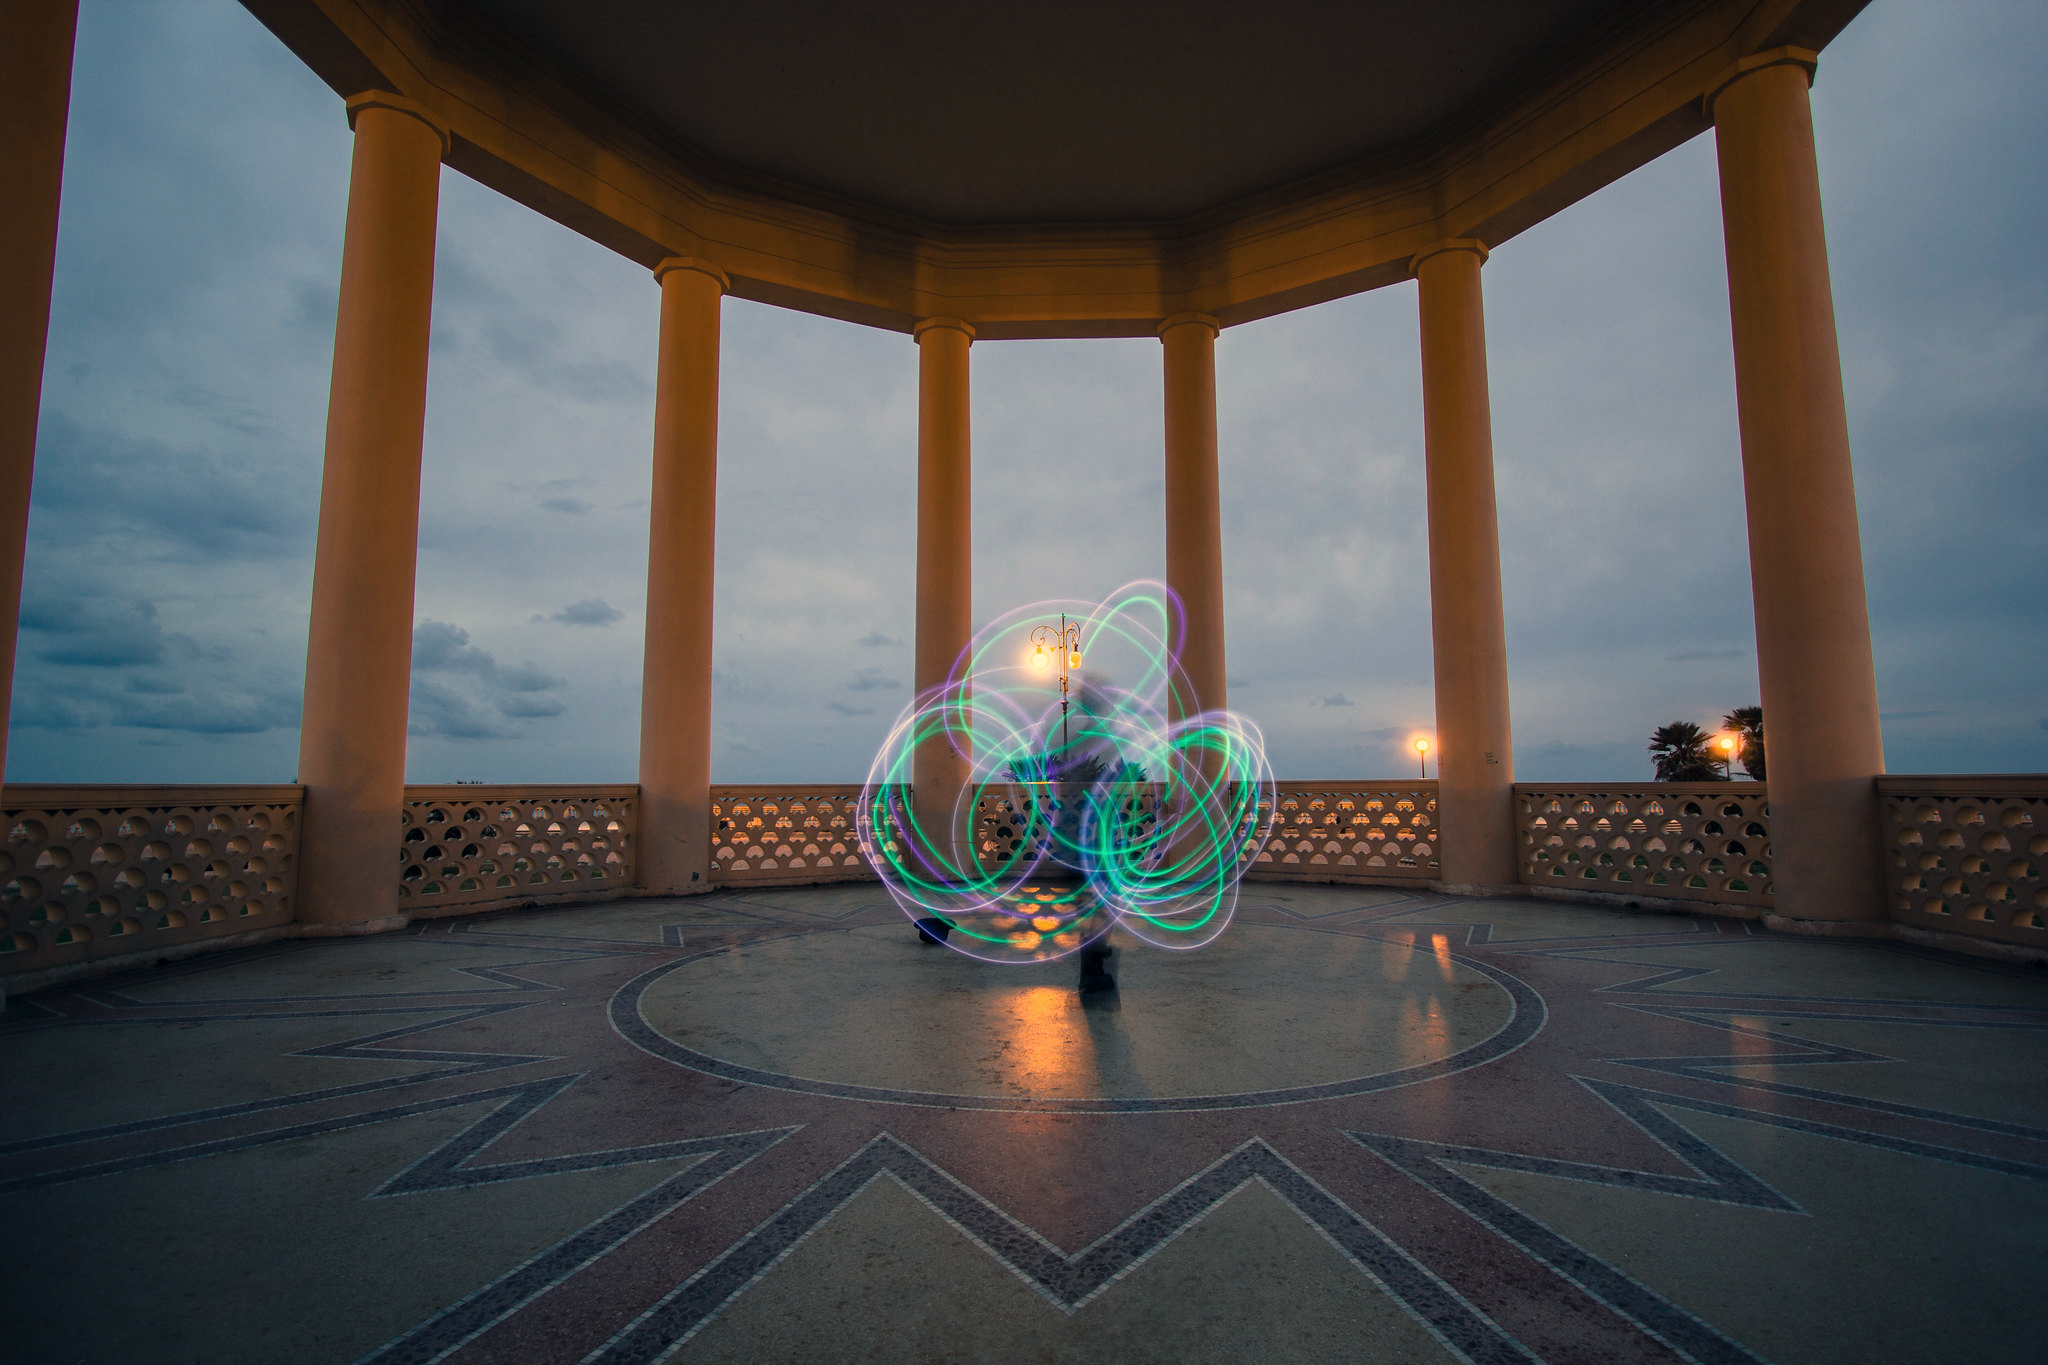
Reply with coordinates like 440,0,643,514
857,581,1275,964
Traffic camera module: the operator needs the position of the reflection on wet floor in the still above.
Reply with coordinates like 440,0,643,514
9,883,2046,1365
998,983,1101,1096
638,922,1513,1102
942,884,1102,962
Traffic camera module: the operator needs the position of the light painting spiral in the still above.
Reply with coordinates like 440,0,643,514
856,581,1275,963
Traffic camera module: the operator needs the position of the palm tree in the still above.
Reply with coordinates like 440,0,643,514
1723,705,1765,780
1648,721,1721,781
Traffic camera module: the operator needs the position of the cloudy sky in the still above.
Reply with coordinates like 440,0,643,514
12,0,2045,787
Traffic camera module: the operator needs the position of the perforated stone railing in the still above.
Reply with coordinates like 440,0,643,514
710,785,874,885
974,781,1439,883
975,785,1167,871
400,786,635,915
1,785,302,977
1516,784,1772,908
1880,776,2048,946
1247,782,1440,882
13,772,2048,984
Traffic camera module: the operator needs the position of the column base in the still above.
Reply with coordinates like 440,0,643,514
1445,885,2048,966
1761,913,2048,964
626,881,720,899
295,913,412,937
1428,881,1528,899
1523,884,1763,919
0,924,299,999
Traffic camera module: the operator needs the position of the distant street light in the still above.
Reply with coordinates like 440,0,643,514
1414,736,1431,780
1717,732,1738,780
1030,616,1083,749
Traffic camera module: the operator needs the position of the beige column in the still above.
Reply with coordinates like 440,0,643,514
1159,313,1227,721
296,93,447,929
1414,240,1517,892
912,318,974,847
637,258,728,894
0,0,79,783
1711,49,1884,925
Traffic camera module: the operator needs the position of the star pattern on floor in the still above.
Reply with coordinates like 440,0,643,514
5,886,2045,1364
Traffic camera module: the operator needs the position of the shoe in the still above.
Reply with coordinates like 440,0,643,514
1077,940,1116,991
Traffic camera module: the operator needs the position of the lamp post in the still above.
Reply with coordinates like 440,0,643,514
1030,616,1083,751
1414,736,1431,780
1718,733,1738,781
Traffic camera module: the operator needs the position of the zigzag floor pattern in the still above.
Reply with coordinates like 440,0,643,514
4,884,2044,1364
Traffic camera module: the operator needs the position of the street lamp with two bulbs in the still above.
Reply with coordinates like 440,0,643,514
1030,616,1083,748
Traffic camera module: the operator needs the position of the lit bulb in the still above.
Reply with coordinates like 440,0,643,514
1719,736,1736,752
1032,646,1049,670
1069,653,1082,668
1415,738,1431,754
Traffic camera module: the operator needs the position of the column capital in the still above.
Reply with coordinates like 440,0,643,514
344,91,450,160
913,316,976,342
653,256,730,293
1706,46,1819,119
1156,311,1219,339
1410,238,1489,275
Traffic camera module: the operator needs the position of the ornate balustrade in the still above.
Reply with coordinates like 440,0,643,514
399,786,635,915
1879,775,2048,948
1516,783,1773,909
1246,782,1440,881
12,773,2048,991
974,782,1435,884
975,784,1166,871
1,785,302,980
709,785,872,885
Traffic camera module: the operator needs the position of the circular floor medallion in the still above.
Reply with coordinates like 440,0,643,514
615,923,1543,1113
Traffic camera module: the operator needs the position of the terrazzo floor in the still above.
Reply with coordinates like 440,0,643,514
4,884,2045,1363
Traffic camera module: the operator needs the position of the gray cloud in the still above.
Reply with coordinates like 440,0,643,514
842,669,903,693
24,599,166,667
497,693,569,718
827,701,876,717
412,621,498,675
9,670,300,736
541,496,592,515
408,621,567,739
7,571,306,743
408,679,517,741
286,277,336,336
496,663,561,694
12,0,2044,786
553,598,622,626
121,688,301,735
556,361,649,404
13,693,104,731
711,664,774,702
123,674,186,695
25,411,314,563
432,246,654,409
166,383,276,438
1311,693,1355,708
